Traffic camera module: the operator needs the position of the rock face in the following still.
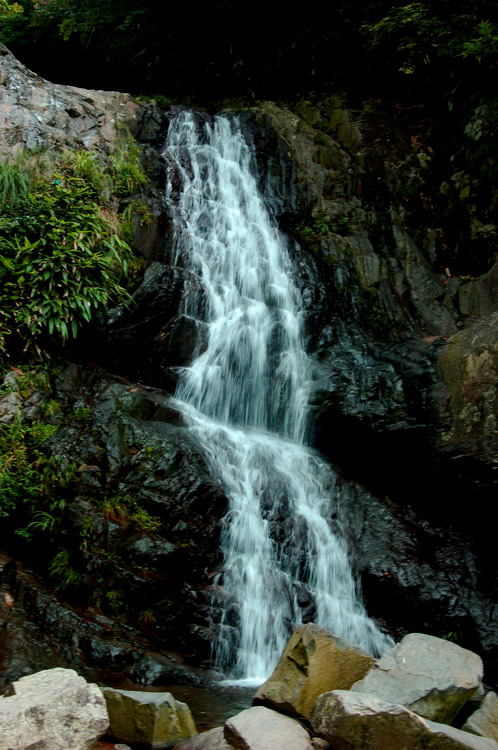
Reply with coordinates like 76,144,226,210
463,692,498,742
224,706,314,750
0,364,228,688
439,312,498,465
103,688,197,748
0,43,161,156
351,633,483,723
253,623,375,719
310,690,498,750
0,667,108,750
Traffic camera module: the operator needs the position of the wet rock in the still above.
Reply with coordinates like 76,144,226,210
352,633,483,723
103,688,197,749
253,623,375,719
0,554,204,690
439,311,498,465
311,690,498,750
224,706,314,750
106,263,206,391
463,692,498,742
0,667,108,750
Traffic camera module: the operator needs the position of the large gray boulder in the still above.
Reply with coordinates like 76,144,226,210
311,690,498,750
103,687,197,748
463,692,498,742
253,623,375,719
0,667,108,750
351,633,483,723
224,706,314,750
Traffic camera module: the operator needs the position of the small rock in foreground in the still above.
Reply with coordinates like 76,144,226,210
224,705,314,750
103,687,197,749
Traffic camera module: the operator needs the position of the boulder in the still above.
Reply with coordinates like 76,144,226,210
103,688,197,748
253,623,375,719
173,727,231,749
224,706,314,750
351,633,483,723
311,690,498,750
463,692,498,742
0,667,108,750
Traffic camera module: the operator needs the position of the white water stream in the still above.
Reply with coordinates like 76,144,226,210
163,112,392,682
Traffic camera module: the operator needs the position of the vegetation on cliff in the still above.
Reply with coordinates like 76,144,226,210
0,136,148,359
0,1,497,105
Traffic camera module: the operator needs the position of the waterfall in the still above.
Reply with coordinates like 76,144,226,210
163,111,392,683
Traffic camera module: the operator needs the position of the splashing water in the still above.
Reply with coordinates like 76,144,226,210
163,112,392,683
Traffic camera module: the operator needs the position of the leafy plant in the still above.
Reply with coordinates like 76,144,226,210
139,608,156,625
98,493,160,533
0,162,29,207
109,130,147,196
0,172,132,351
0,412,74,537
0,1,22,17
49,548,82,590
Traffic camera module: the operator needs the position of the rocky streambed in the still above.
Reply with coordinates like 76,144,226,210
2,626,498,750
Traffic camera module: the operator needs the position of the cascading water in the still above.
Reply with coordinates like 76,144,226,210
163,111,392,683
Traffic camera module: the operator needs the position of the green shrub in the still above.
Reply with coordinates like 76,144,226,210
49,548,82,590
0,161,29,207
0,135,149,355
0,171,132,351
0,416,74,535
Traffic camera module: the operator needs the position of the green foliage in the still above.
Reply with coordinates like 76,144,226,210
0,149,141,354
49,548,81,590
98,493,160,534
461,20,498,62
139,608,156,625
0,162,29,207
0,0,22,16
297,213,352,255
363,2,498,80
109,131,147,196
0,416,72,532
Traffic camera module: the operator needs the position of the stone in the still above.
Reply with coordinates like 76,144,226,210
463,692,498,742
0,667,108,750
311,690,498,750
351,632,483,723
0,43,141,157
103,688,197,748
224,705,313,750
173,727,231,749
253,623,375,719
439,312,498,464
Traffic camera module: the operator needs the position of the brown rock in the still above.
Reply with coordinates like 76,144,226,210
253,623,375,719
103,688,197,749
